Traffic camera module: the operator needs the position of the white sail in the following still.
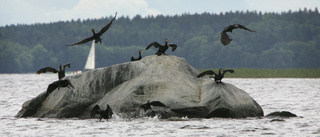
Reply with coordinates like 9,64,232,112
84,40,95,70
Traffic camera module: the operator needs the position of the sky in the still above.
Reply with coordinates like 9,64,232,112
0,0,319,27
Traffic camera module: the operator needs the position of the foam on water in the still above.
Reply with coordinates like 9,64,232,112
1,74,320,136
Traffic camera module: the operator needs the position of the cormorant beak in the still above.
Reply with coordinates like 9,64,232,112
140,50,143,52
165,39,168,42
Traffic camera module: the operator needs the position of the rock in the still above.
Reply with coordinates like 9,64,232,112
16,55,264,119
266,111,297,117
201,82,264,118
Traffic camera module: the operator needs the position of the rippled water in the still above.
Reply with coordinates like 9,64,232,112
1,74,320,136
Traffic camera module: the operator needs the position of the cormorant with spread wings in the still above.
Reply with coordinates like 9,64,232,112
220,24,256,46
66,12,117,46
197,68,234,83
146,39,177,56
91,104,113,121
36,63,71,80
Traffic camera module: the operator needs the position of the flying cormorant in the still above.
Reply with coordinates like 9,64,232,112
66,12,117,46
220,24,256,46
197,68,234,83
36,63,71,80
140,100,167,112
146,39,177,56
47,79,74,95
131,50,143,61
91,104,113,121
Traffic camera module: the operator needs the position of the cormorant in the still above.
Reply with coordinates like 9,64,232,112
131,50,143,61
146,39,177,56
140,100,167,112
91,104,113,121
220,24,256,46
197,68,234,83
36,63,71,80
66,12,117,46
47,79,74,95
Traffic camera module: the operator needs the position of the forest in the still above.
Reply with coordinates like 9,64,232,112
0,8,319,73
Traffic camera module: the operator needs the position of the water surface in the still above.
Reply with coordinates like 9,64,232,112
1,74,319,136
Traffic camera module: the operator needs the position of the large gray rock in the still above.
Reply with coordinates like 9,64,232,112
16,55,263,119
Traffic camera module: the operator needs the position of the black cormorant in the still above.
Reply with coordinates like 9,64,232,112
140,100,167,112
197,68,234,83
47,79,74,95
91,104,113,121
36,63,71,80
66,12,117,46
220,24,256,46
131,50,143,61
146,39,177,56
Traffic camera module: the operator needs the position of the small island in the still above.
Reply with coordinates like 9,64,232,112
16,55,263,119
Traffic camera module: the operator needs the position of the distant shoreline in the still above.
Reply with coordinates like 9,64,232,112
198,68,320,78
1,68,320,78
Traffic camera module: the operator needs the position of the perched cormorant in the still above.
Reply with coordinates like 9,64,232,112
47,79,74,95
36,63,71,80
66,12,117,46
140,100,167,112
131,50,143,61
91,104,113,121
146,39,177,56
197,68,234,83
220,24,256,46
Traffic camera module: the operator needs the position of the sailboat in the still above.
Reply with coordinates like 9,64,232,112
84,40,95,71
72,40,95,74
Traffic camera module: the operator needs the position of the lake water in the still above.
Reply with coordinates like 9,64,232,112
1,74,319,136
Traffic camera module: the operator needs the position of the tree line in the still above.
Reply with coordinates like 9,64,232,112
0,8,319,73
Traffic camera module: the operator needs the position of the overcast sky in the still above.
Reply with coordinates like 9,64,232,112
0,0,319,26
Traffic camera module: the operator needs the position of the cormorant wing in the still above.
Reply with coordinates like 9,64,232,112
106,105,113,117
131,56,136,61
222,25,235,33
63,63,71,71
220,32,232,46
66,36,95,46
197,70,216,78
169,44,177,51
223,69,234,74
146,42,161,50
91,105,100,118
96,12,117,36
36,67,59,74
46,82,59,95
149,101,167,107
235,24,256,32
